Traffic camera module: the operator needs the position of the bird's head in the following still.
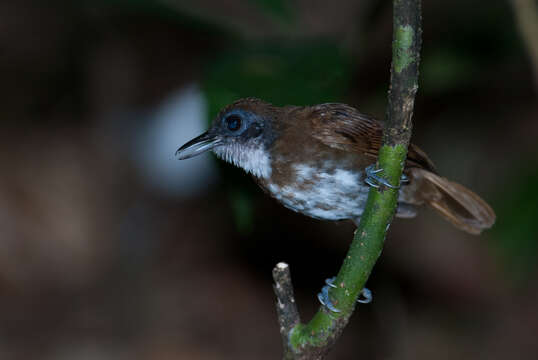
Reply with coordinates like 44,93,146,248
176,98,276,178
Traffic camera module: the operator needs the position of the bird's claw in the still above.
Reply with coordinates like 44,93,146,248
318,277,373,312
365,164,399,189
358,287,373,304
325,276,337,288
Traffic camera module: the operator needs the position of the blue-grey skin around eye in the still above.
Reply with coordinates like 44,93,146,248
224,114,242,131
219,109,264,139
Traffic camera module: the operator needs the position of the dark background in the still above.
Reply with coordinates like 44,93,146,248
1,0,537,359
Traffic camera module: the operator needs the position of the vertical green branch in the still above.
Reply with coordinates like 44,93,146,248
272,1,422,358
385,0,422,147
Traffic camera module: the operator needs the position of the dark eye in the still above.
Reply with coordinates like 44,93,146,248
225,115,242,131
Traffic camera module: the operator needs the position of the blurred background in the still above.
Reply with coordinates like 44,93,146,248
1,0,537,359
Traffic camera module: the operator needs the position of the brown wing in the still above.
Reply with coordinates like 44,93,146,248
309,103,436,172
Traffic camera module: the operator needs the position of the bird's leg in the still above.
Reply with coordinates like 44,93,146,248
317,277,373,312
365,164,403,189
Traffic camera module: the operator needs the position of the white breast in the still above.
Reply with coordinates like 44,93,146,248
267,163,370,220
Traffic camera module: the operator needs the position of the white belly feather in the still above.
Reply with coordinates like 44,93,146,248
267,163,370,220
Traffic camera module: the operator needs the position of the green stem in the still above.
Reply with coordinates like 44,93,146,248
274,0,422,358
288,145,408,351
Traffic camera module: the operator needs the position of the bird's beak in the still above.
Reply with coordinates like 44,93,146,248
175,131,222,160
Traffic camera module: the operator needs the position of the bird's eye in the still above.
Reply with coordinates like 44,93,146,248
225,115,242,132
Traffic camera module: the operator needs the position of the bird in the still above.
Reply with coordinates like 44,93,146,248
176,98,495,235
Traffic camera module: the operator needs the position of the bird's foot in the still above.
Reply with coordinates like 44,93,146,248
365,164,402,189
317,277,340,312
317,277,373,312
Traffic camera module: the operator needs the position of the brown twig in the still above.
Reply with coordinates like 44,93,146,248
272,263,301,360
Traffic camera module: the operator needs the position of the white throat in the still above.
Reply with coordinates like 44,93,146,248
213,143,272,179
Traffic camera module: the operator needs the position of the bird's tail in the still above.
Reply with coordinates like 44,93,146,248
405,168,496,235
